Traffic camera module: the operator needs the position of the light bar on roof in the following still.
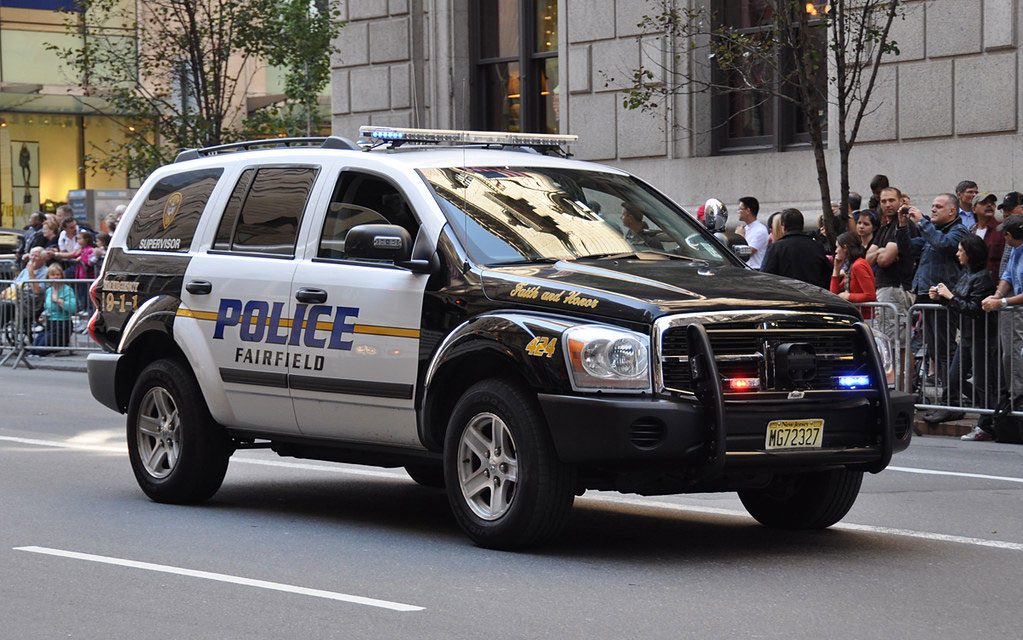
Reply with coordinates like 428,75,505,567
359,126,578,147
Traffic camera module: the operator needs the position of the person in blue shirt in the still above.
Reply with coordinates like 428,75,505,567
955,180,978,231
982,215,1023,426
28,263,78,356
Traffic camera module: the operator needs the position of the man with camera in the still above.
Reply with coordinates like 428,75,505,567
867,187,920,363
908,194,969,419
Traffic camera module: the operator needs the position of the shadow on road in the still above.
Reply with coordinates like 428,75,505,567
198,475,913,563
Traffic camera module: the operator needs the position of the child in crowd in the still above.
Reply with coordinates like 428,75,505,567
29,263,77,356
74,230,97,280
94,232,110,264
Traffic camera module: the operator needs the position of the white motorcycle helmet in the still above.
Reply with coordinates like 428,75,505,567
703,198,727,233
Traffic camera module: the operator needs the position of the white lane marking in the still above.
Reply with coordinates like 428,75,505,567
0,435,124,453
582,494,1023,551
887,465,1023,485
4,435,1023,551
233,457,408,478
13,546,424,612
0,436,407,478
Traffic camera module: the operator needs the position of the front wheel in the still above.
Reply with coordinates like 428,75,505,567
738,468,863,529
126,358,231,504
443,379,575,550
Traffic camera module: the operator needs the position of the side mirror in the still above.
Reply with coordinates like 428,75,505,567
343,224,435,274
731,244,753,261
345,224,412,261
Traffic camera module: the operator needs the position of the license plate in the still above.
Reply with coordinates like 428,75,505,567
765,419,824,450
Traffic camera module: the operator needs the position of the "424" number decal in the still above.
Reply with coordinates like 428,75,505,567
525,336,558,358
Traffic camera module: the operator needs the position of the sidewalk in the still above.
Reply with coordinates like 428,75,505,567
1,349,90,372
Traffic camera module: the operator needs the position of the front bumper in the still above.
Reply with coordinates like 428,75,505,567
539,390,912,470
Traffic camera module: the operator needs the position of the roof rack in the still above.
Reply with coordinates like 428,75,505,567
174,136,359,163
358,126,578,155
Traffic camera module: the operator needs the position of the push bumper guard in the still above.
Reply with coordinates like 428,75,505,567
540,323,911,475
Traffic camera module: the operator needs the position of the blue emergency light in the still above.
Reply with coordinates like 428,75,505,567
838,375,870,388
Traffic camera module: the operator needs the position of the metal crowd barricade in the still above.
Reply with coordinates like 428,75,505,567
0,277,99,369
854,301,906,391
907,302,1023,419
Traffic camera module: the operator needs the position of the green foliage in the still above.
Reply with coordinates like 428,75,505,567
237,0,344,136
620,0,906,240
48,0,343,182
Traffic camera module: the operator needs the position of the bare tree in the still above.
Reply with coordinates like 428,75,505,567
618,0,905,242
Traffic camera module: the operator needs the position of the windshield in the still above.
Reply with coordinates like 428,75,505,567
420,166,729,266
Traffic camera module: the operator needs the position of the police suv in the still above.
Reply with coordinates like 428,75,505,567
87,127,913,549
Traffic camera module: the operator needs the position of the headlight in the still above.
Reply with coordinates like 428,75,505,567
873,332,896,388
563,325,651,392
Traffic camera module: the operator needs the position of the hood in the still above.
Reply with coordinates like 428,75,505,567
481,259,858,324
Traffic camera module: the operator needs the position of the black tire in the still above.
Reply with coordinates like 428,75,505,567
404,462,445,488
126,358,231,504
738,468,864,529
443,379,575,550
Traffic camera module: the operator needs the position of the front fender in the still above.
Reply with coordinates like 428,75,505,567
418,312,590,450
424,312,582,395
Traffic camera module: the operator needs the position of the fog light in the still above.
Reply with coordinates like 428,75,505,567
728,377,761,391
838,375,870,388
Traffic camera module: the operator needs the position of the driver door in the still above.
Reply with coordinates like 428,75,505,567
289,169,430,447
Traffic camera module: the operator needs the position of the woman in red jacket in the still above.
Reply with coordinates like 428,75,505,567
831,231,876,318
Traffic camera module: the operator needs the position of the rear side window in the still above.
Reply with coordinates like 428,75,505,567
213,166,318,257
127,168,223,252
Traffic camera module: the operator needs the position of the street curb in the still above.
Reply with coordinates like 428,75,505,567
915,419,972,438
27,362,88,373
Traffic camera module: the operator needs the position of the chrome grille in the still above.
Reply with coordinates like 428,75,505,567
658,320,864,394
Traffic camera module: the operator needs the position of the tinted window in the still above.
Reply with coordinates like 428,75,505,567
215,167,318,256
127,168,223,252
316,172,419,260
213,169,255,251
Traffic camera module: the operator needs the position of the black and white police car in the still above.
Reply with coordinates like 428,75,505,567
87,126,913,549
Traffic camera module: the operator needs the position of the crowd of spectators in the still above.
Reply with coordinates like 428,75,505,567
721,176,1023,441
2,204,126,357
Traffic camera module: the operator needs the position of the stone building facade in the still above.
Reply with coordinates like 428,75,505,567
331,0,1023,216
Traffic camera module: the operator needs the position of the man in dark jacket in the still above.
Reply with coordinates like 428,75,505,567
970,191,1004,281
760,208,831,289
908,193,969,396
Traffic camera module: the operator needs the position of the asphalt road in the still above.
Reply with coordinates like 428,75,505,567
2,366,1021,639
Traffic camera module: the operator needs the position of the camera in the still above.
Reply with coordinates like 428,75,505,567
899,206,910,216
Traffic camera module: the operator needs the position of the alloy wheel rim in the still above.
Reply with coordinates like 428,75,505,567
136,387,181,479
457,412,519,521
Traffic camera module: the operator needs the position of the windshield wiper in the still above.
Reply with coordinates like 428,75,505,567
489,257,561,266
572,250,707,262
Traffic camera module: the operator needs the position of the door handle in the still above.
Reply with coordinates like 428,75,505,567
295,288,328,304
185,280,212,295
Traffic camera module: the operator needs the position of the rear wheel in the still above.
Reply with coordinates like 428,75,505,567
738,468,863,529
126,359,231,504
443,379,575,550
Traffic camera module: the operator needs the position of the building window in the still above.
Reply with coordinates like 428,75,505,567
472,0,558,134
713,0,826,152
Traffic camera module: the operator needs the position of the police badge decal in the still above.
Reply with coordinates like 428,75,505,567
162,192,183,229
